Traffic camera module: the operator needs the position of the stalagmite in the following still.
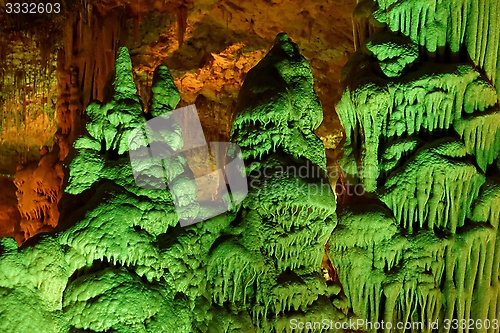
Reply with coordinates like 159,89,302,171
231,33,327,171
203,33,344,330
2,0,498,326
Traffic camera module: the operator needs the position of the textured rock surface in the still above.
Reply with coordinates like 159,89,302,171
207,34,345,331
0,42,348,332
332,1,500,331
338,39,496,191
371,0,500,98
13,148,64,243
231,33,326,170
2,0,499,332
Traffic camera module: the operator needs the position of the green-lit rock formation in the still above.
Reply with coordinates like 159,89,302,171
207,33,346,332
367,0,500,97
333,1,500,331
231,33,327,171
338,37,497,191
6,5,498,328
380,139,485,233
0,37,349,333
0,47,201,332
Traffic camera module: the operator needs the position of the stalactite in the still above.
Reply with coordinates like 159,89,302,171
57,65,82,144
176,1,189,48
329,206,498,332
338,35,493,191
207,240,265,306
335,2,500,328
196,33,346,330
63,4,121,110
454,108,500,172
352,0,384,50
470,179,500,228
381,140,485,233
380,137,420,173
372,0,500,99
463,79,498,114
63,267,165,332
2,36,52,169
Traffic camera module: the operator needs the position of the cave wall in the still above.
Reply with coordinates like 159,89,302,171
1,0,498,332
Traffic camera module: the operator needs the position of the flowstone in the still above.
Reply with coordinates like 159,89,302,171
337,34,496,191
333,2,500,331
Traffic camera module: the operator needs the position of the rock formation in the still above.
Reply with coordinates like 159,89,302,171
0,0,352,243
208,33,343,331
332,0,500,331
0,0,499,332
0,37,348,332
